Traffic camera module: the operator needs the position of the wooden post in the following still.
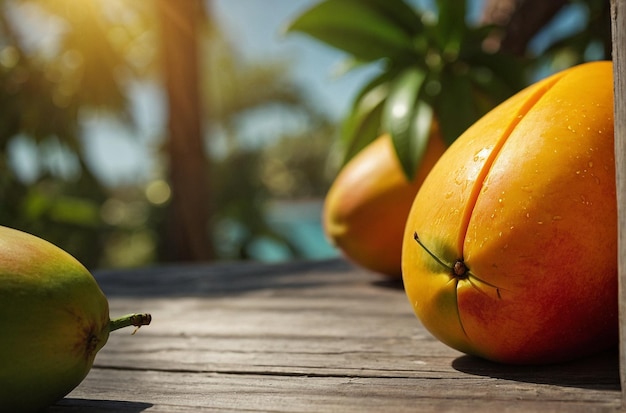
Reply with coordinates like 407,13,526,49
611,0,626,403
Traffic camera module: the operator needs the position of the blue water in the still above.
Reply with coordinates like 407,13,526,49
248,199,340,262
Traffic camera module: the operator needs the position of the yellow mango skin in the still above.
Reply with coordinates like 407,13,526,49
402,61,617,364
0,226,110,411
324,131,446,277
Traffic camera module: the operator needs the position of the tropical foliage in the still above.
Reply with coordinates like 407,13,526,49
285,0,611,178
286,0,527,178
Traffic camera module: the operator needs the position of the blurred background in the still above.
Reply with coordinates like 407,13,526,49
0,0,610,269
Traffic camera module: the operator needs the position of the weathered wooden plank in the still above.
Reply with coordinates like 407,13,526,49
94,261,461,378
97,295,619,385
51,368,620,413
46,258,621,411
94,333,461,378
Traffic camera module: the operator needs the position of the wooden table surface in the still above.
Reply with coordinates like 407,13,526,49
47,258,622,412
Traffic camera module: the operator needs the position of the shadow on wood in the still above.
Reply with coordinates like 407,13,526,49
48,398,153,412
452,349,621,391
94,258,357,298
371,277,404,291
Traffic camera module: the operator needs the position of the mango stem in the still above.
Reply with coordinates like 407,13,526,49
413,232,451,270
109,313,152,333
413,232,470,280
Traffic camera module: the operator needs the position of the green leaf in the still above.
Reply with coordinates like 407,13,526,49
360,0,425,36
340,72,390,163
468,65,518,113
436,67,477,145
284,0,422,62
341,71,393,164
382,66,431,179
463,50,527,93
457,24,497,56
434,0,467,54
341,100,385,165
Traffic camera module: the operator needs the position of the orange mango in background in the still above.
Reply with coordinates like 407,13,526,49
402,61,618,364
323,130,446,277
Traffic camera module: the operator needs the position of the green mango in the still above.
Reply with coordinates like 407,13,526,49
0,225,151,412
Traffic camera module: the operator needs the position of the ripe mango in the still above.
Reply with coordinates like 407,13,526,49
323,131,446,277
0,225,151,411
402,61,617,364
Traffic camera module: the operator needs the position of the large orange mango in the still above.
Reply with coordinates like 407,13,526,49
402,61,617,364
324,130,446,277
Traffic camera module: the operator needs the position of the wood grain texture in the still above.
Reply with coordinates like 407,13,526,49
48,259,620,412
611,0,626,405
